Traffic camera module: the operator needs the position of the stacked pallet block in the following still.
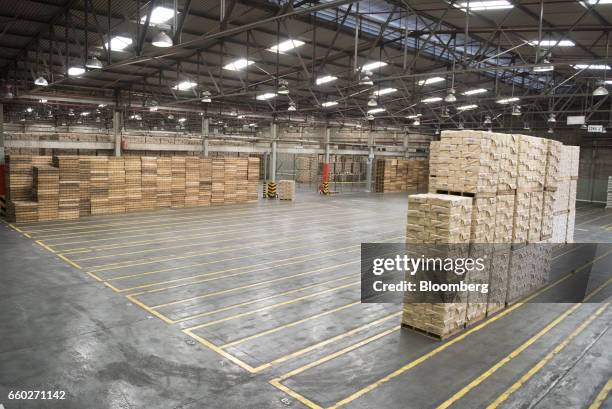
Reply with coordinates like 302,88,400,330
375,159,429,193
156,157,172,208
53,156,80,220
403,193,472,338
108,158,126,214
607,176,612,209
5,155,34,202
296,156,311,183
171,157,186,208
236,158,249,203
211,158,225,205
247,157,260,202
185,157,200,207
7,201,38,222
125,157,143,211
223,158,238,204
79,158,91,216
199,158,213,206
33,166,59,221
278,180,296,200
141,157,157,209
90,157,110,215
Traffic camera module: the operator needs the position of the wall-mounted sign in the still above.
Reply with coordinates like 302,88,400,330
587,125,605,133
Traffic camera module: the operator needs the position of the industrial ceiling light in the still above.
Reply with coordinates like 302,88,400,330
39,98,47,103
152,31,173,48
457,104,478,111
98,104,107,108
315,75,337,85
367,114,375,121
580,123,588,130
444,88,457,103
412,118,421,126
178,117,187,123
86,55,104,69
25,107,33,113
277,79,290,95
223,58,255,71
456,1,513,11
267,39,305,53
407,114,422,119
547,127,554,134
256,92,277,100
359,72,374,86
594,84,609,96
322,101,339,107
173,80,197,91
458,122,464,130
68,109,75,116
442,107,450,118
529,39,575,47
418,76,445,86
512,105,522,116
422,97,443,103
149,105,159,112
67,66,86,76
462,88,487,96
367,107,386,114
361,61,387,71
548,113,557,123
573,64,611,70
523,123,531,130
367,96,378,107
483,115,492,125
374,87,397,96
533,59,554,72
34,76,48,86
143,6,177,25
288,101,297,111
496,97,520,104
201,90,212,103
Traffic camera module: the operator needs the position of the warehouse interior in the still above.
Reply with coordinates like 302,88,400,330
1,1,612,408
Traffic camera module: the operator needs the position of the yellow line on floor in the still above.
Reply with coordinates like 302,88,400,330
23,203,328,234
220,301,360,349
185,281,359,330
436,278,612,409
269,379,325,409
588,377,612,409
251,312,401,373
156,274,357,324
36,240,56,254
116,245,359,293
275,248,612,409
273,325,400,383
57,253,82,269
486,302,610,409
148,260,357,309
182,329,258,373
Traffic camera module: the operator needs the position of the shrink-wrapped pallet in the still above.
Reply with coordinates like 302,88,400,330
493,194,515,250
544,139,562,191
512,192,531,244
541,191,554,239
528,192,543,243
278,180,296,200
516,135,546,192
470,197,497,243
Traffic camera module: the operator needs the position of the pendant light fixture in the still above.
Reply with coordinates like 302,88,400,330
34,76,48,86
152,30,173,48
594,32,609,96
86,55,104,69
445,62,457,102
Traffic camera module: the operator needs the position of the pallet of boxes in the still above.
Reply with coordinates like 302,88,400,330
278,180,295,200
374,158,429,193
402,131,579,339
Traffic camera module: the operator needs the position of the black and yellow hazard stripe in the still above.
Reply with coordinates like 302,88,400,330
0,195,6,218
321,182,330,195
266,182,277,198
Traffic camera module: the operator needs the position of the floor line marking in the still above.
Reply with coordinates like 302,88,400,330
86,230,400,274
436,279,612,409
588,377,612,409
182,329,258,373
268,248,612,409
30,206,374,240
185,282,360,330
57,253,82,269
22,203,329,235
219,301,361,349
153,275,355,324
36,240,56,254
486,303,610,409
250,312,402,373
148,261,358,309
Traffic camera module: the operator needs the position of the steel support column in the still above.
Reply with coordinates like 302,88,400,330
366,130,375,192
113,110,122,157
202,116,210,157
270,122,278,182
0,104,4,165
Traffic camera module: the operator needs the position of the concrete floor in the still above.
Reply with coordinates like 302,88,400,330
0,192,611,409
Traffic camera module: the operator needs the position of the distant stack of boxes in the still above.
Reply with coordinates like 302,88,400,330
551,146,579,242
402,130,579,338
278,180,296,200
296,156,311,183
375,159,429,193
607,176,612,209
4,155,260,222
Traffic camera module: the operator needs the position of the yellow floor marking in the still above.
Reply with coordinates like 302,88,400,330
57,253,82,269
273,325,400,383
251,312,402,373
126,294,175,324
269,379,325,409
436,278,612,409
588,378,612,409
30,205,355,240
220,301,360,349
486,303,610,409
23,203,328,234
148,260,358,309
36,240,56,254
185,282,359,329
85,230,393,274
269,249,612,409
182,329,258,373
115,245,359,292
156,274,357,323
